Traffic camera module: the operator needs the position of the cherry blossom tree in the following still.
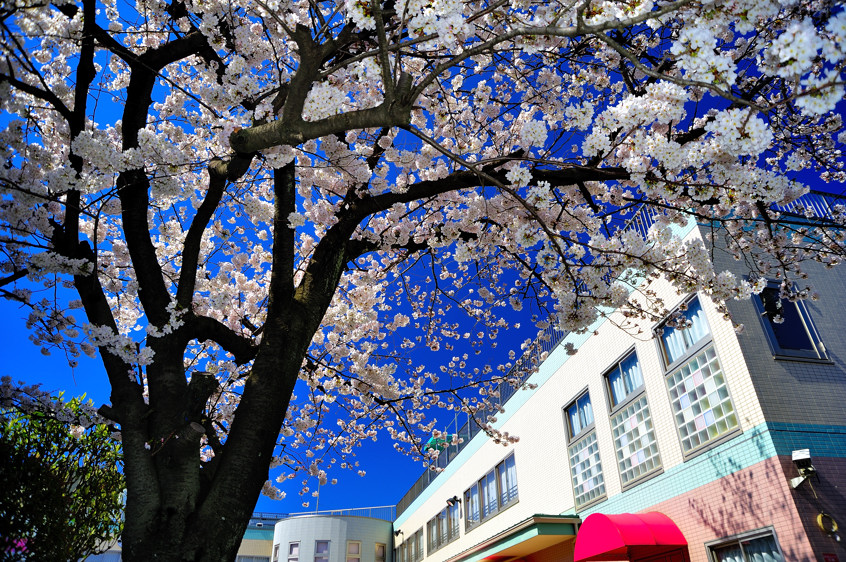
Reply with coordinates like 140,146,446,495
1,0,845,558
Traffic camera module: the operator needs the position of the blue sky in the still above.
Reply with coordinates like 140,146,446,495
0,294,437,515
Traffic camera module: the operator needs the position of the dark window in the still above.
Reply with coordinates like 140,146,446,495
754,283,826,359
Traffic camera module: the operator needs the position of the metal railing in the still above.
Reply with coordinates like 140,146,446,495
614,189,843,238
248,505,396,527
772,189,844,220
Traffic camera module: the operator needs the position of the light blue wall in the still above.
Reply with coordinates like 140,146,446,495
273,515,392,562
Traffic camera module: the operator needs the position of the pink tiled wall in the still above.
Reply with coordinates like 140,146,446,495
645,456,802,561
642,456,846,562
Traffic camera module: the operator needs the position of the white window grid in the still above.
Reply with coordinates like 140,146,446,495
666,345,738,453
568,429,605,507
610,394,661,485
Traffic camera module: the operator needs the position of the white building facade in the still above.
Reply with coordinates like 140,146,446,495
392,214,846,562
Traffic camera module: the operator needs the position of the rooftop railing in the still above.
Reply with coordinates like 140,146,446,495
248,505,396,527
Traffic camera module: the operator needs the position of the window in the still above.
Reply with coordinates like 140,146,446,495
497,454,518,506
427,517,437,553
566,392,594,438
753,282,827,360
375,543,386,562
708,529,784,562
658,296,710,368
463,453,519,531
236,558,270,562
346,541,361,562
427,502,460,554
659,297,738,455
604,351,661,486
314,541,329,562
288,543,299,562
464,483,480,529
481,469,498,519
411,528,424,562
607,351,644,407
565,391,605,507
273,545,280,562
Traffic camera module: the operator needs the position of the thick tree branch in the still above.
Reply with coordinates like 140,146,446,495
0,73,72,121
230,83,414,154
189,315,258,366
176,154,255,308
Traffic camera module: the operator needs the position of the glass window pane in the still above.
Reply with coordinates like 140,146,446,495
665,345,737,453
579,393,594,427
568,430,605,507
482,471,498,518
610,394,661,484
505,454,518,503
567,402,581,436
743,534,783,562
760,288,814,351
464,485,480,526
608,366,626,405
448,503,460,539
662,297,710,364
714,544,744,562
620,352,643,392
685,297,709,346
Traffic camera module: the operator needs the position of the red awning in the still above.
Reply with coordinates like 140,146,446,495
573,512,687,562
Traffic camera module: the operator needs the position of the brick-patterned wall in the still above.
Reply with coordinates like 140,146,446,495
643,456,815,562
709,229,846,430
780,455,846,562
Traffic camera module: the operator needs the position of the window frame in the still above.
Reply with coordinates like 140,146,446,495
564,388,595,443
412,528,424,562
314,541,329,562
752,280,828,361
287,542,299,562
704,526,785,562
657,295,741,459
563,388,606,509
346,541,361,562
604,349,645,412
463,452,519,532
655,295,712,371
426,501,461,554
603,351,663,489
